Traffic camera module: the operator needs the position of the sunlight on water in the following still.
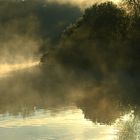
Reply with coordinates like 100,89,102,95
113,111,140,140
0,108,93,128
116,111,134,123
0,108,117,140
0,61,39,77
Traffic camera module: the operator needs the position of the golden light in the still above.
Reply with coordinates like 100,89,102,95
0,108,117,140
0,61,39,77
47,0,121,9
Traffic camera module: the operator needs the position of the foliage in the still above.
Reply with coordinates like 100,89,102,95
52,2,140,106
122,0,140,16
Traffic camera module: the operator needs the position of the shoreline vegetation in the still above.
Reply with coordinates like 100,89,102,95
0,0,139,125
44,1,140,109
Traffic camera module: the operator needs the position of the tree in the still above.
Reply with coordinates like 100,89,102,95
123,0,140,16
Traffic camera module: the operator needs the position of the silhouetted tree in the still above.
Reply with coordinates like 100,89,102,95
56,2,129,76
52,2,140,108
123,0,140,16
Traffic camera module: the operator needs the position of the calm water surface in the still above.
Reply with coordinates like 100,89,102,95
0,107,117,140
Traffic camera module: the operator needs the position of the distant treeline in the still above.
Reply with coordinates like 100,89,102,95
0,0,81,47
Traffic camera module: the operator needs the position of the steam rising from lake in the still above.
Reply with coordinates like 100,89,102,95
0,61,39,77
0,36,41,77
0,0,139,139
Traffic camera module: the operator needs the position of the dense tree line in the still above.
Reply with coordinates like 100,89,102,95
55,2,139,76
48,1,140,107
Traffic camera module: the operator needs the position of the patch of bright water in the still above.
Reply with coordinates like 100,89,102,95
0,107,117,140
114,111,140,140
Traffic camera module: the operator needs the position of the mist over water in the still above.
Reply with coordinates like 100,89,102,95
0,61,39,77
0,62,139,140
0,0,139,140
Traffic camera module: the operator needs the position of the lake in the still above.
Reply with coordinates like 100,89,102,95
0,62,139,140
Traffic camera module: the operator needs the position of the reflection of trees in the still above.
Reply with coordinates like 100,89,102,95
0,65,120,121
116,114,140,140
0,64,139,126
0,66,72,116
72,77,120,124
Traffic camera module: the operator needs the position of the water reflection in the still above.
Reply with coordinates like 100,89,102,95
115,112,140,140
0,64,123,121
0,64,139,139
0,107,117,140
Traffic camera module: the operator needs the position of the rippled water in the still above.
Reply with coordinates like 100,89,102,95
0,64,139,140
